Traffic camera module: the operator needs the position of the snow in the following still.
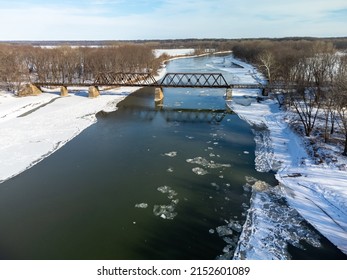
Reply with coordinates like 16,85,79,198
153,48,194,58
0,88,133,183
232,178,321,260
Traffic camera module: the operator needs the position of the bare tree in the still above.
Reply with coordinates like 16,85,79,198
257,50,278,85
334,56,347,155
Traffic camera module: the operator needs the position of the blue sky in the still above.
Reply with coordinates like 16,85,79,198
0,0,346,40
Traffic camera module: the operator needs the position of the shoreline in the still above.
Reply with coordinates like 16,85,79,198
229,87,347,256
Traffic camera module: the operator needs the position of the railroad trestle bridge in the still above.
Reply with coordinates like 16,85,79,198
23,72,266,100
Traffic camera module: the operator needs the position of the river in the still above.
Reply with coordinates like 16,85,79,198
0,54,345,260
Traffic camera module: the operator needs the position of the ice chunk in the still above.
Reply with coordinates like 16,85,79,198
216,225,233,237
209,229,215,234
171,199,179,205
153,204,177,220
164,151,177,157
167,167,174,173
223,237,236,246
192,167,208,175
252,180,270,192
157,185,178,199
135,203,148,209
157,185,171,194
211,182,220,189
228,221,242,233
241,203,249,209
186,157,231,169
154,186,179,219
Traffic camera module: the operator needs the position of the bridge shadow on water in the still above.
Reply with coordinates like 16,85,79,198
113,105,234,124
100,86,235,124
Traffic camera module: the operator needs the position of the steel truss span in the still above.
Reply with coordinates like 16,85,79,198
33,72,265,89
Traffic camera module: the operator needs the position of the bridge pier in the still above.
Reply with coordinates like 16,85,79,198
225,88,232,101
60,86,68,97
18,84,42,97
262,88,269,96
88,86,100,98
155,87,164,102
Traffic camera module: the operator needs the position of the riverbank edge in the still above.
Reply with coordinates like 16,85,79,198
229,88,347,256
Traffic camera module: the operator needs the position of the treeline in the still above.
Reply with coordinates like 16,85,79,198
0,44,161,90
232,39,347,156
147,37,347,53
6,37,347,51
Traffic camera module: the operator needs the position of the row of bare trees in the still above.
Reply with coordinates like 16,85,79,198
0,44,161,91
233,40,347,155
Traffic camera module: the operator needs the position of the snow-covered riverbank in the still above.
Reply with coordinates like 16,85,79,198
226,56,347,257
0,88,134,183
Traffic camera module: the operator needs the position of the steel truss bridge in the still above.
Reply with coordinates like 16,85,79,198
33,72,264,89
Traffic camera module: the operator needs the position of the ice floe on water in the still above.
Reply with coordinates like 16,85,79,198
229,177,321,260
216,225,234,237
163,151,177,157
192,167,208,175
157,185,178,200
153,185,179,220
153,204,177,220
166,167,174,173
135,203,148,209
211,182,220,190
186,157,231,169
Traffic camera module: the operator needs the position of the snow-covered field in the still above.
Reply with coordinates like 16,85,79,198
0,50,346,258
153,48,195,58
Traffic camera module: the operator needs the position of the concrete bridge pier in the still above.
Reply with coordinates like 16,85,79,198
60,86,68,97
18,84,42,97
225,88,232,101
89,86,100,98
155,87,164,102
155,97,164,109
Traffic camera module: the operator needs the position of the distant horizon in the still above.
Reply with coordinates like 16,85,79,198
1,36,347,43
1,0,346,41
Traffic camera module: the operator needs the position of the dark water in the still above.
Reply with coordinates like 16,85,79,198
0,54,345,260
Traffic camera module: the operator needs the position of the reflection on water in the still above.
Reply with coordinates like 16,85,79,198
116,103,233,124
